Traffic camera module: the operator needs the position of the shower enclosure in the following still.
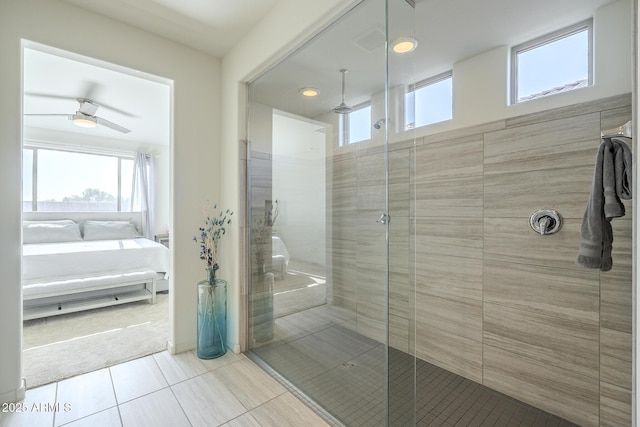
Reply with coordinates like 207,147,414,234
246,0,633,426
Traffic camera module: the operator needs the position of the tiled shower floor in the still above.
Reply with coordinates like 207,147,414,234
249,304,580,427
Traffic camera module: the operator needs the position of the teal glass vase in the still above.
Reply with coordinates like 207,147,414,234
197,270,227,359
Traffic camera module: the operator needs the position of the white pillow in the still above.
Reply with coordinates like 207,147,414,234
83,220,141,241
23,220,83,244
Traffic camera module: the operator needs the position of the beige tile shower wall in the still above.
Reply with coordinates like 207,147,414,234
414,131,485,383
329,146,412,351
329,93,632,427
481,107,603,427
388,149,412,351
483,95,632,427
328,152,358,314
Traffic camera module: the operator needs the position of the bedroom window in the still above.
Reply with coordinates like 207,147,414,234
511,20,592,104
339,101,371,145
405,71,453,130
23,147,135,212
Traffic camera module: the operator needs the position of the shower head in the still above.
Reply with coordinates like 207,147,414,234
333,102,354,115
332,69,353,114
373,118,386,129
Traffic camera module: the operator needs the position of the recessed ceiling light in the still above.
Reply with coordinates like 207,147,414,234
391,36,418,54
299,87,319,97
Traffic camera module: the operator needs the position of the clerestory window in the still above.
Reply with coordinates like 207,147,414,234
511,20,592,104
405,71,453,130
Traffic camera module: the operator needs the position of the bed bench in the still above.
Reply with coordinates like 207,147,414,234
23,270,158,321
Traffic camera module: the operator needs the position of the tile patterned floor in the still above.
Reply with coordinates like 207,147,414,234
250,305,582,427
0,350,330,427
3,302,583,427
411,354,581,427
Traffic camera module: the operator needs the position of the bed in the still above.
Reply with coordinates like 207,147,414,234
22,212,170,320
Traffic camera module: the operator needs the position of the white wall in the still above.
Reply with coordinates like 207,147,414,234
0,0,220,402
272,112,326,266
248,102,274,155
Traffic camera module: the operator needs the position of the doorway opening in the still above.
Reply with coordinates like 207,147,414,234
21,41,173,388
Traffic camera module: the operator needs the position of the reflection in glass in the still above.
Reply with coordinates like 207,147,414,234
247,0,413,424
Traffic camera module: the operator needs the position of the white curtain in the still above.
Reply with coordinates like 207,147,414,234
131,153,154,239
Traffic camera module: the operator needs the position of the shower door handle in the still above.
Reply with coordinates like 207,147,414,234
376,213,390,225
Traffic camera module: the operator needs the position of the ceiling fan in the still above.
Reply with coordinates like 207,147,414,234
25,98,131,134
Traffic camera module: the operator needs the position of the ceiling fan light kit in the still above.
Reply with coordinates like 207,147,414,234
71,114,97,128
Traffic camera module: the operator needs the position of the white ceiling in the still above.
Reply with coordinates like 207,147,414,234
62,0,279,57
24,0,619,144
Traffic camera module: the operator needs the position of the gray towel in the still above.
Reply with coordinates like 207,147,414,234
577,137,632,271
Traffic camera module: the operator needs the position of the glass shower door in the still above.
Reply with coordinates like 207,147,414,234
386,0,417,425
246,0,417,425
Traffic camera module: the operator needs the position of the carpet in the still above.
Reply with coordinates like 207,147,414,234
23,293,169,389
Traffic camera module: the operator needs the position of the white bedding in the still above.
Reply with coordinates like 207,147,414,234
23,238,169,283
272,236,290,263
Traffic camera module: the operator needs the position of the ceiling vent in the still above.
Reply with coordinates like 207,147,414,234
353,26,385,53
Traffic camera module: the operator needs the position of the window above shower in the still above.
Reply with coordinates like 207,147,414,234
511,19,592,104
339,101,372,145
404,71,453,130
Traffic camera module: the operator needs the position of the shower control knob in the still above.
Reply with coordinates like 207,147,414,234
529,209,562,235
376,213,390,225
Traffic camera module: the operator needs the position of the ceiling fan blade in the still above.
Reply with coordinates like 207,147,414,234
24,113,73,118
96,116,131,134
91,101,136,118
81,81,100,102
25,92,137,118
